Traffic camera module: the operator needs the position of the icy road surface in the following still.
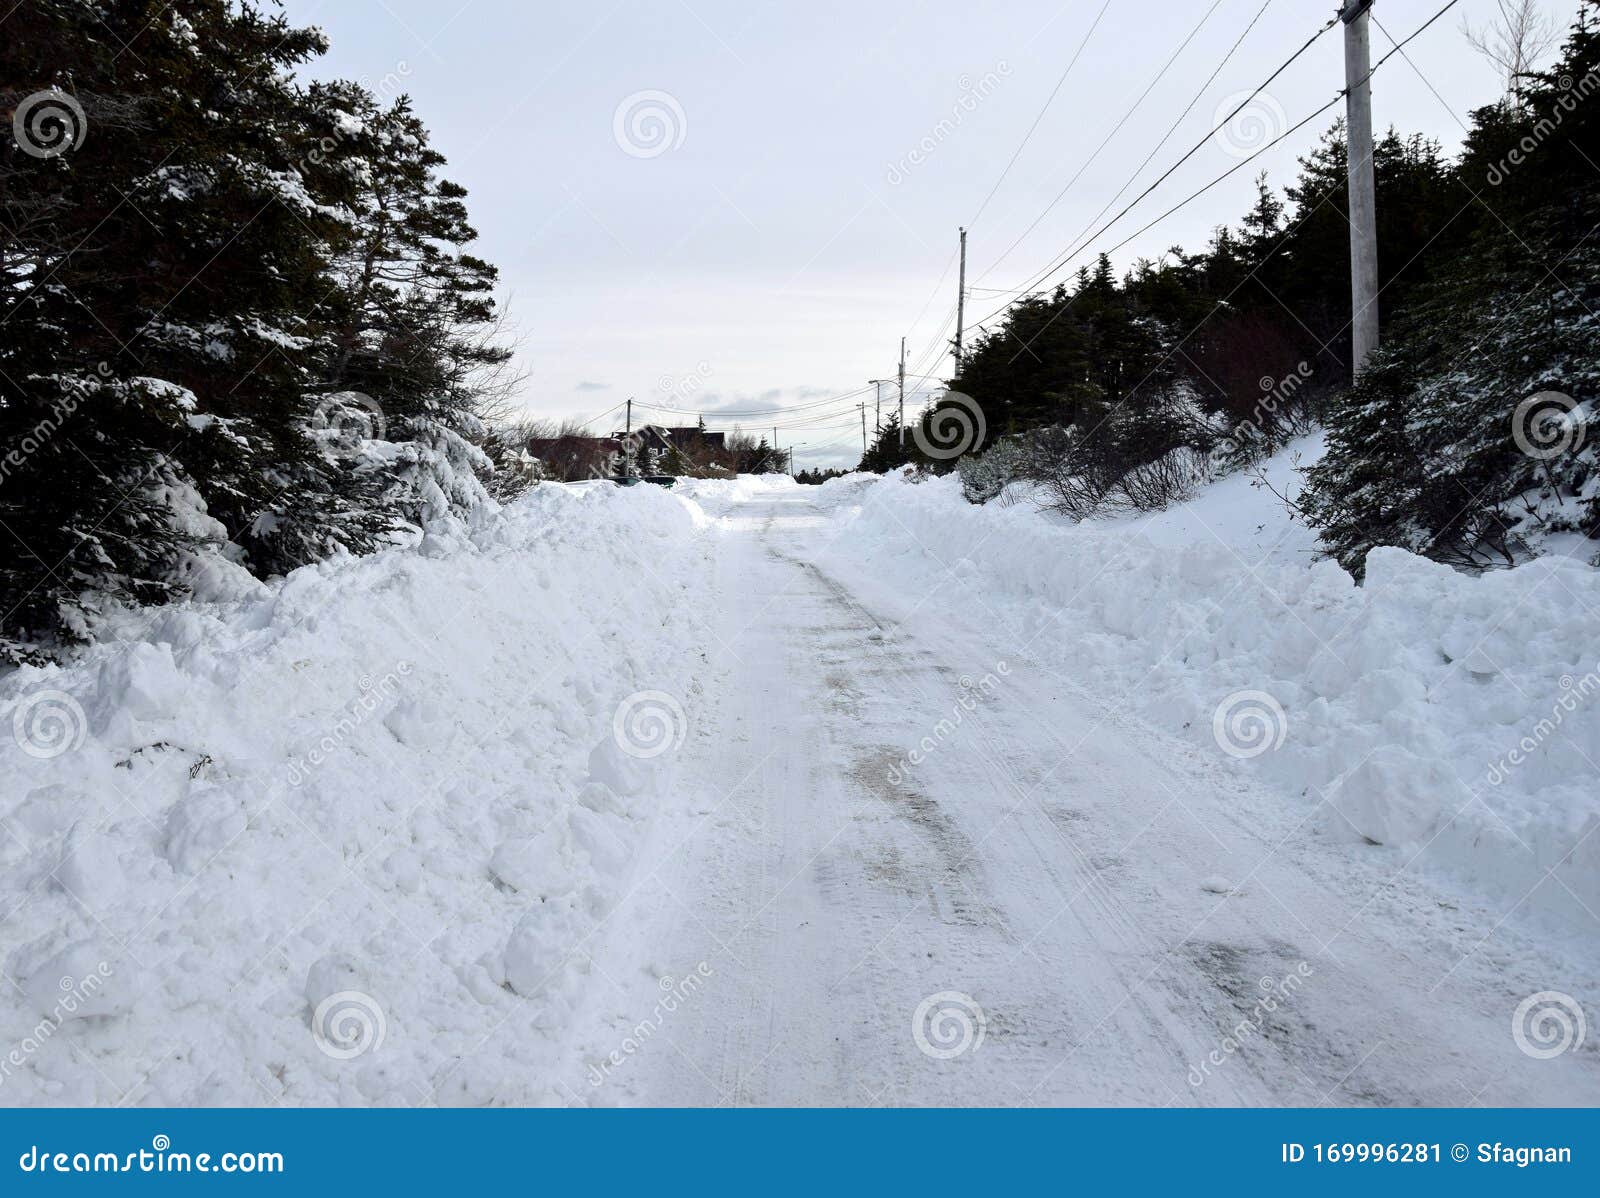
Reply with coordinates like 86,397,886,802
579,485,1600,1107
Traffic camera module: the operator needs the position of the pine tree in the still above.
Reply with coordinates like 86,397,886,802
311,86,511,530
3,0,356,655
1304,2,1600,571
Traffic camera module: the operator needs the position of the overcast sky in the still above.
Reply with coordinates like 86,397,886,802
290,0,1556,468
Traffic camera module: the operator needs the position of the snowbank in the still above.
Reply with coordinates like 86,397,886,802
0,482,714,1106
818,448,1600,936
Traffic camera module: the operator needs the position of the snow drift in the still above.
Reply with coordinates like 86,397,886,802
815,447,1600,937
0,482,714,1105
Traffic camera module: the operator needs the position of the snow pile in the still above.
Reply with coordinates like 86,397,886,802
0,481,714,1106
819,443,1600,935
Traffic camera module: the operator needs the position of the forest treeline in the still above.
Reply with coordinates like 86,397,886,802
872,2,1599,575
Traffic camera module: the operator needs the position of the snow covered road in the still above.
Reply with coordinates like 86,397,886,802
577,483,1600,1107
4,474,1596,1107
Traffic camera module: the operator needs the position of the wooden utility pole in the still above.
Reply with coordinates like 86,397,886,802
870,379,893,431
953,227,968,375
897,338,906,448
1342,0,1379,376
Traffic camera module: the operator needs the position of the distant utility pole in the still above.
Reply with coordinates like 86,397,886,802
1342,0,1379,376
897,338,906,448
625,397,632,435
953,227,968,375
859,403,868,454
870,379,894,431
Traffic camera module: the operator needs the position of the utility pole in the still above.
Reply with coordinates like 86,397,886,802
953,227,967,375
624,397,632,436
897,338,906,449
870,379,893,431
859,403,868,455
1342,0,1379,377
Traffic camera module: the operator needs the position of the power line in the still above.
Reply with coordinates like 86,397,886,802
974,0,1229,285
992,0,1466,366
573,398,630,429
1042,0,1463,294
964,0,1115,229
632,383,875,419
970,7,1342,327
1023,0,1276,293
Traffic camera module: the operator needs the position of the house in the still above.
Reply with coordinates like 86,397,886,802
611,425,726,455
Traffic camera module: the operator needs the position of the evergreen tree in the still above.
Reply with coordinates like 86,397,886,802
1304,2,1600,571
1,1,513,659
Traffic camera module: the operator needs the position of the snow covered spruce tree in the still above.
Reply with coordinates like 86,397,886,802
4,1,346,658
1303,2,1600,573
1,1,512,661
309,84,514,530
